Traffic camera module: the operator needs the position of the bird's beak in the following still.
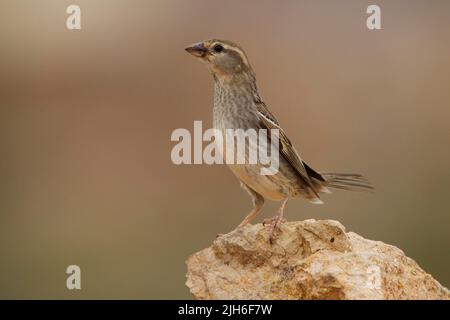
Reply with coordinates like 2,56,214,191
185,42,208,58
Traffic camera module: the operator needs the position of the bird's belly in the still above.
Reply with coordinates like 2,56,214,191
213,120,301,201
228,164,291,201
213,108,304,201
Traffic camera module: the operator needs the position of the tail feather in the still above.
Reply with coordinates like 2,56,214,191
322,173,374,192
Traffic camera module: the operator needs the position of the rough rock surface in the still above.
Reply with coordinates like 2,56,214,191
186,220,450,300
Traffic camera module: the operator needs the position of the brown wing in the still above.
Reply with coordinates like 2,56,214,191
255,102,321,197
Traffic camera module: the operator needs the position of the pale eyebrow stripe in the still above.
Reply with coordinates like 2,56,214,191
221,44,250,67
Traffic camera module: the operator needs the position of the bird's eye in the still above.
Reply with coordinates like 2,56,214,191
213,44,224,53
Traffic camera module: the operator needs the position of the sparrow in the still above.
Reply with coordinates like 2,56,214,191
185,39,372,243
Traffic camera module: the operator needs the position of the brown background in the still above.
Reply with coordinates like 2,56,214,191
0,0,449,298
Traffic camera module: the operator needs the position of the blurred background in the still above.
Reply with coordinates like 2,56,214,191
0,0,449,299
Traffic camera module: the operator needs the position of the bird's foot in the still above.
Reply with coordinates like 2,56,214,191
262,216,286,227
263,216,286,244
216,225,247,239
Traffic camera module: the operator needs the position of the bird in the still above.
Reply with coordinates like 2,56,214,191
185,39,373,243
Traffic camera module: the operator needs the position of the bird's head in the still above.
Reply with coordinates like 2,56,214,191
185,39,254,83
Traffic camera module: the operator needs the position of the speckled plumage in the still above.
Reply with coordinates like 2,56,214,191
185,39,372,242
213,79,312,202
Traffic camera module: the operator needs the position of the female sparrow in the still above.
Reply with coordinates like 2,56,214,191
185,39,372,243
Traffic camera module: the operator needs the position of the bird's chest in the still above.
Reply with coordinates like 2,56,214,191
213,87,258,130
211,84,292,201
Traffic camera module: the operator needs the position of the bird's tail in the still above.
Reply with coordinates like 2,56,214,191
321,173,374,192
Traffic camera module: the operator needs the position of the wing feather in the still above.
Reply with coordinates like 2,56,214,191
255,102,320,197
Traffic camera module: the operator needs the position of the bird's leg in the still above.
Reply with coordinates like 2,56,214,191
237,182,264,229
263,197,289,244
217,183,264,238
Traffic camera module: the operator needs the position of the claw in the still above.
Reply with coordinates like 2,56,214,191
263,216,286,227
263,197,289,244
266,215,285,244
